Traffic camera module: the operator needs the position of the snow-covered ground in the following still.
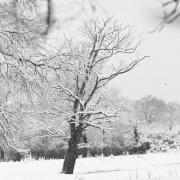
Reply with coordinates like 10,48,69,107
1,153,180,180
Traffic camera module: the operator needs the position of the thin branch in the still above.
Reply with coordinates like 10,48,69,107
54,84,83,106
98,56,149,88
84,76,99,108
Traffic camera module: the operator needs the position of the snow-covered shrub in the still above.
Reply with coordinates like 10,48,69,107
88,145,103,157
6,150,23,162
27,136,66,160
146,131,180,153
126,135,151,155
111,146,124,156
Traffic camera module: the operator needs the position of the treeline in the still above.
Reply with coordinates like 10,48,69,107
1,94,180,162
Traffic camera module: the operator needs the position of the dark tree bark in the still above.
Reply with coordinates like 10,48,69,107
134,126,139,144
62,125,83,174
43,0,53,35
81,132,88,158
0,148,4,161
62,139,78,174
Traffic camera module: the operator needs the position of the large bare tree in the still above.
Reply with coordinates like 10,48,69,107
45,18,148,174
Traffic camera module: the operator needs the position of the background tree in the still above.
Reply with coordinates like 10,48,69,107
0,0,51,157
166,102,180,131
135,95,167,124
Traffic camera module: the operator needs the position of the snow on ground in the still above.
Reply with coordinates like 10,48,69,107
1,153,180,180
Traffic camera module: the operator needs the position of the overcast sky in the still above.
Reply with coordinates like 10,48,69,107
97,0,180,102
54,0,180,102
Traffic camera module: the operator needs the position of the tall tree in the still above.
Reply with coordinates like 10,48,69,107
46,18,148,174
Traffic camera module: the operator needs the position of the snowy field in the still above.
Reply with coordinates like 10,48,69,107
1,153,180,180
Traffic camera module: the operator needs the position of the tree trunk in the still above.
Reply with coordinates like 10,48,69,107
62,139,77,174
134,126,139,143
0,148,4,161
82,132,88,158
62,126,82,174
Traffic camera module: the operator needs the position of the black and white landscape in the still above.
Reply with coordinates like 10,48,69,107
0,0,180,179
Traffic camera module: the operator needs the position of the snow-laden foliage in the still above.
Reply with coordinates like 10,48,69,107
146,131,180,153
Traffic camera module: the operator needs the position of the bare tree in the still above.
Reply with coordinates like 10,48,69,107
166,102,179,131
46,18,148,174
135,95,166,124
0,0,109,160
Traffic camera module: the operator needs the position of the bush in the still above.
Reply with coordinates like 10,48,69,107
127,141,150,155
6,150,25,162
111,146,123,156
103,146,112,156
147,131,180,153
88,146,102,157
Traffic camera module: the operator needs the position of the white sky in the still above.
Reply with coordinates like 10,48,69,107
98,0,180,102
53,0,180,102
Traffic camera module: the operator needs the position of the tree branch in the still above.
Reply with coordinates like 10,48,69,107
98,56,149,88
